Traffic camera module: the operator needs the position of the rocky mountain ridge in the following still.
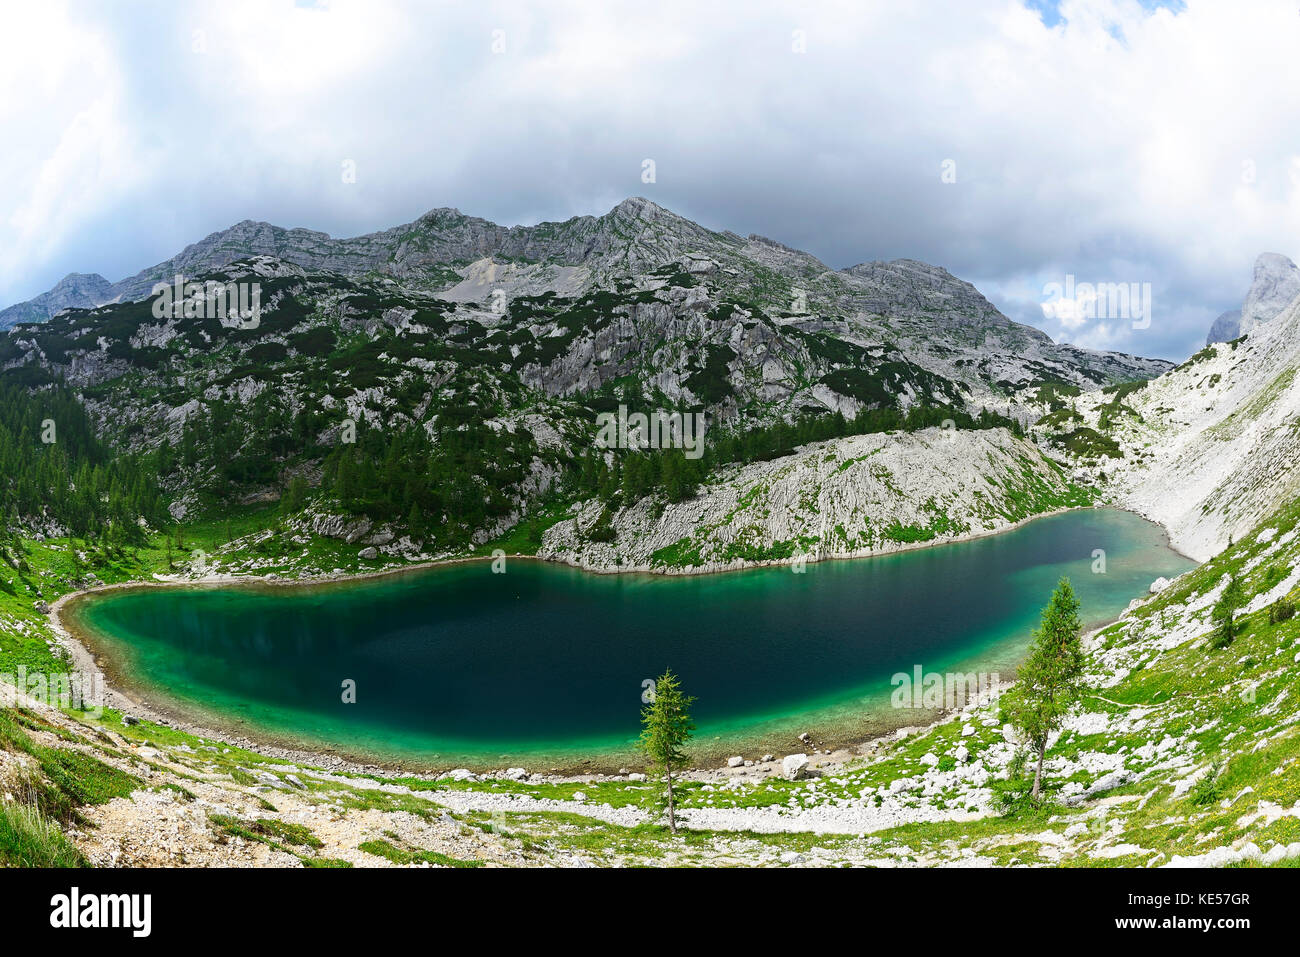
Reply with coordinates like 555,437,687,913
2,199,1170,396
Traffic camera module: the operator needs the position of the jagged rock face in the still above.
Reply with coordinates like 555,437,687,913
1237,252,1300,338
839,259,1013,331
1206,309,1241,345
539,427,1089,573
0,273,114,328
1,198,1168,396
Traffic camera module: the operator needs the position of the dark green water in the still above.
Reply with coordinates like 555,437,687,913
69,508,1194,768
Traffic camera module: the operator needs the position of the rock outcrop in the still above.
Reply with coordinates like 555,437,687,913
1238,252,1300,337
539,426,1088,573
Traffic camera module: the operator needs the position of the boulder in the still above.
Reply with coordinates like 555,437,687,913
782,753,810,780
727,756,744,768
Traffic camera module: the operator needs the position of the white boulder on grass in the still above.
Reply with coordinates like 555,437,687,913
782,754,810,780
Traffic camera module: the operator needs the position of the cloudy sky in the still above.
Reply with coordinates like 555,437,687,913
3,0,1298,361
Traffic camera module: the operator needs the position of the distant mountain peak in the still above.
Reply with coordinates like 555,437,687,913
608,196,666,218
1206,251,1300,344
415,206,468,223
0,271,114,327
1206,309,1242,345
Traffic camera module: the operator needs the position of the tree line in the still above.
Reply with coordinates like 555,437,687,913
0,382,163,546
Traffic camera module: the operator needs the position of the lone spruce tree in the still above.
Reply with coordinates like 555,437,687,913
639,669,695,833
1002,577,1085,802
1211,574,1245,649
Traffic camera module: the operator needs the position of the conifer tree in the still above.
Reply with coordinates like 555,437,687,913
639,669,695,833
1211,574,1245,649
1002,577,1084,801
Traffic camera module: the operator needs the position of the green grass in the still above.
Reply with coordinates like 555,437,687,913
208,813,325,859
357,838,484,868
0,802,87,867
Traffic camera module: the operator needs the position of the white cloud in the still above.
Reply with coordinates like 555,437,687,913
3,0,1299,361
0,3,146,288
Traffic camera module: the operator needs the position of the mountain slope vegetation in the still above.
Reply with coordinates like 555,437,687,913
0,200,1167,557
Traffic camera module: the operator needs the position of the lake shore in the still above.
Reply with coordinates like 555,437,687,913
48,503,1190,780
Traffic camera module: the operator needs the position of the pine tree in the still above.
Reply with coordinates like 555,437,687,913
282,475,308,515
1211,574,1245,649
1002,577,1084,801
639,669,695,833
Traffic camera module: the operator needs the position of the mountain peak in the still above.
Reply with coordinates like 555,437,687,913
1253,251,1297,272
1206,309,1242,345
415,206,467,223
608,196,667,218
1203,252,1300,344
1239,252,1300,338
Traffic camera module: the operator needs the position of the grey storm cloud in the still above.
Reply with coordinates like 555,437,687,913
3,0,1299,361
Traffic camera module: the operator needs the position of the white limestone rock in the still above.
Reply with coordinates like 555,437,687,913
782,754,810,780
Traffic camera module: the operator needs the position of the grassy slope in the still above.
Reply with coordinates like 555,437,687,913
1,486,1298,866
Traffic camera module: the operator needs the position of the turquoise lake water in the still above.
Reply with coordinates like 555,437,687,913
67,508,1195,769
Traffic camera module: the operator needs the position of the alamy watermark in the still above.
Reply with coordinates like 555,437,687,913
1041,274,1151,330
891,666,1001,710
151,274,261,329
1,665,105,718
595,404,706,460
